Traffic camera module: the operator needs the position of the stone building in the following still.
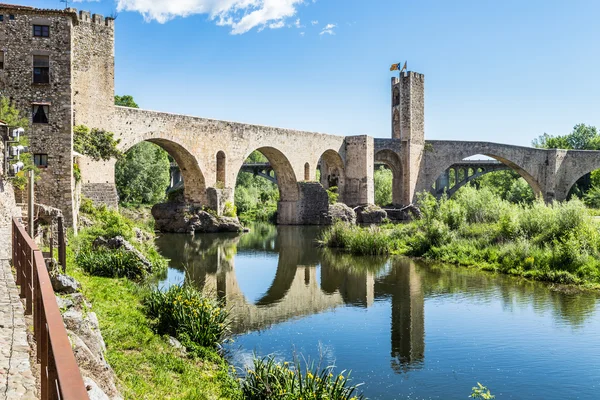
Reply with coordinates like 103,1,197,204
0,4,114,228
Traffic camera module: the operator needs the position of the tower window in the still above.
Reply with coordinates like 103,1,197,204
0,16,4,22
33,25,49,37
0,51,4,69
32,104,49,124
33,55,49,83
9,15,14,21
34,154,48,168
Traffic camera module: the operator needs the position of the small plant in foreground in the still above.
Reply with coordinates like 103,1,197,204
241,355,365,400
144,284,228,348
470,382,494,399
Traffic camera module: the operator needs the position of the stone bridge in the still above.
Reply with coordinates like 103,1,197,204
76,71,600,227
1,5,599,227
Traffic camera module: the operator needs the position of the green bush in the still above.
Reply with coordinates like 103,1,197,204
374,166,393,206
76,249,147,279
327,186,339,205
320,188,600,286
241,356,365,400
319,222,392,255
144,285,228,348
223,201,237,217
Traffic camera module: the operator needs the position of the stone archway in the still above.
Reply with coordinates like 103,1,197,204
318,149,346,203
375,149,403,205
122,137,207,205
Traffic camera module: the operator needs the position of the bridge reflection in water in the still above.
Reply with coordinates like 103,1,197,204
155,225,426,372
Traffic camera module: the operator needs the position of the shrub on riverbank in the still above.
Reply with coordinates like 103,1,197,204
321,187,600,286
144,284,229,348
241,356,364,400
76,248,147,279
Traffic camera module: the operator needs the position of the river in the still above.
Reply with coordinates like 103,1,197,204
155,223,600,400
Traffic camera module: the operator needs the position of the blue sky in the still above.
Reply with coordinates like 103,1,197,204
9,0,600,146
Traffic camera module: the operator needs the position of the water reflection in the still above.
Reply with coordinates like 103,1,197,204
156,224,600,399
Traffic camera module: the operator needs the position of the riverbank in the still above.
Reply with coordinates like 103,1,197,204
67,201,242,399
67,201,367,399
320,187,600,290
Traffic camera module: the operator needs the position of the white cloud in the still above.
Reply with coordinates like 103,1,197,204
319,23,335,35
311,20,318,25
269,20,285,29
293,18,304,28
117,0,307,34
299,31,305,36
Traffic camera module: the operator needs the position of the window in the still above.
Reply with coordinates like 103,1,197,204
33,55,49,83
34,154,48,168
32,104,49,124
33,25,49,37
0,15,4,22
0,51,4,70
9,15,14,21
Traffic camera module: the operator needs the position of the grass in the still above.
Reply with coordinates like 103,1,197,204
240,356,364,400
67,266,242,399
68,199,243,399
320,187,600,289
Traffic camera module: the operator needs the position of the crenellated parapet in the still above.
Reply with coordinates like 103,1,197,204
72,9,115,28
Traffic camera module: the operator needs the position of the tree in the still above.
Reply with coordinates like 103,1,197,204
533,124,600,150
74,125,121,161
472,170,534,204
374,166,393,206
533,124,600,197
114,95,139,108
115,142,170,204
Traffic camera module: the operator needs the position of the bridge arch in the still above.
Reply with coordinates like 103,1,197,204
120,136,207,204
422,143,545,200
238,146,299,202
375,149,403,205
318,149,346,201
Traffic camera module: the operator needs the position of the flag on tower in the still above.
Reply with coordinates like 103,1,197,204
390,61,408,72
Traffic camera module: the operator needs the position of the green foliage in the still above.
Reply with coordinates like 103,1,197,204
321,188,600,287
65,263,241,399
327,186,339,204
235,151,280,223
374,166,393,206
73,163,81,182
74,125,122,161
471,170,535,204
319,222,393,256
76,249,147,279
533,124,600,150
584,186,600,208
470,383,495,399
223,201,237,217
533,124,600,197
241,356,364,400
114,94,139,108
144,285,228,348
0,97,37,190
115,142,170,204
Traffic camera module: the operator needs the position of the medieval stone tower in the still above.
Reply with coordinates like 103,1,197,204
0,4,116,227
391,72,425,204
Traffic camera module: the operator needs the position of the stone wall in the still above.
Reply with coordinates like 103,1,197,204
72,11,115,131
0,4,76,227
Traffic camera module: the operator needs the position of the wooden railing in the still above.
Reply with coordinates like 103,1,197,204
12,217,88,400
